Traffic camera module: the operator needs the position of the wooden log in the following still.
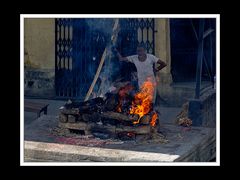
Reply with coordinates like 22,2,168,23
59,114,68,123
60,108,79,115
100,111,138,122
63,98,104,114
59,120,151,135
65,97,104,109
90,123,116,136
68,115,76,123
82,114,91,122
103,94,118,111
129,114,139,122
88,123,150,135
140,114,151,125
59,121,88,130
82,112,101,122
58,121,116,136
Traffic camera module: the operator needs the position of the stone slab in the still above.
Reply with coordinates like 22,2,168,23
24,115,216,162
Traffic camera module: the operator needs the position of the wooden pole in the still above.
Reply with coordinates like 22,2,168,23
84,19,120,101
195,19,205,99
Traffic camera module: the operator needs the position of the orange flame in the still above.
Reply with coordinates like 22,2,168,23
150,112,158,127
130,77,157,126
116,84,134,113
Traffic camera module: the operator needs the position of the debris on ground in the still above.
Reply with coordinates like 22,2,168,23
177,133,183,139
55,136,108,147
178,117,192,127
50,126,168,147
50,126,124,147
176,102,189,120
135,129,169,145
149,132,169,144
175,102,192,127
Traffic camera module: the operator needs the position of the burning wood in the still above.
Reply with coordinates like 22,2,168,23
129,78,158,126
100,111,139,122
150,112,158,127
58,79,160,140
116,83,134,113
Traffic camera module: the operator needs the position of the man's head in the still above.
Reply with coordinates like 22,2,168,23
136,44,146,56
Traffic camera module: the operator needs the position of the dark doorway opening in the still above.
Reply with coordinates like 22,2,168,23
170,18,216,83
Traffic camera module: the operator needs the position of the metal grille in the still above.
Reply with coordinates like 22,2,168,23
55,19,73,97
55,18,155,99
55,19,108,99
119,18,155,56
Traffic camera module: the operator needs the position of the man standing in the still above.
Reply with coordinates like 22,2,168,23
113,44,167,103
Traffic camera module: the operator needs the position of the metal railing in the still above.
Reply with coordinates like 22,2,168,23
191,19,215,99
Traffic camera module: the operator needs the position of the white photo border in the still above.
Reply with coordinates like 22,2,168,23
20,14,220,166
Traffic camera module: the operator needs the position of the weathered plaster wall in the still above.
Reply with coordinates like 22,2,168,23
24,18,55,69
24,18,55,98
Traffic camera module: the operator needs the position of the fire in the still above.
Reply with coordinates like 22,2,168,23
150,112,158,127
115,78,158,127
116,84,134,113
130,77,157,126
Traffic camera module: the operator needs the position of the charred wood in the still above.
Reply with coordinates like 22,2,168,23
59,114,68,123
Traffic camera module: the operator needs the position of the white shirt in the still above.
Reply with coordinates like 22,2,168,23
126,54,159,88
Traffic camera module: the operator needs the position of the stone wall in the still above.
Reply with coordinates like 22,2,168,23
24,69,55,98
188,89,216,127
158,84,196,107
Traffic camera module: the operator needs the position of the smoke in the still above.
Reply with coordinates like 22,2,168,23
85,18,114,37
84,19,121,97
96,47,120,97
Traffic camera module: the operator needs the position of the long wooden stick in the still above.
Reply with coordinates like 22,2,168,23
84,19,120,101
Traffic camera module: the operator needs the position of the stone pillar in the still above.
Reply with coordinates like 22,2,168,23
154,18,172,85
155,18,172,84
24,18,55,98
153,19,174,107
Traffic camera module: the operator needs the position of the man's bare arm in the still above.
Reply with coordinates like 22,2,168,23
155,59,167,72
116,52,128,61
112,47,128,61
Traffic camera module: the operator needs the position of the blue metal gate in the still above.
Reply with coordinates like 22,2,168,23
55,18,155,100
